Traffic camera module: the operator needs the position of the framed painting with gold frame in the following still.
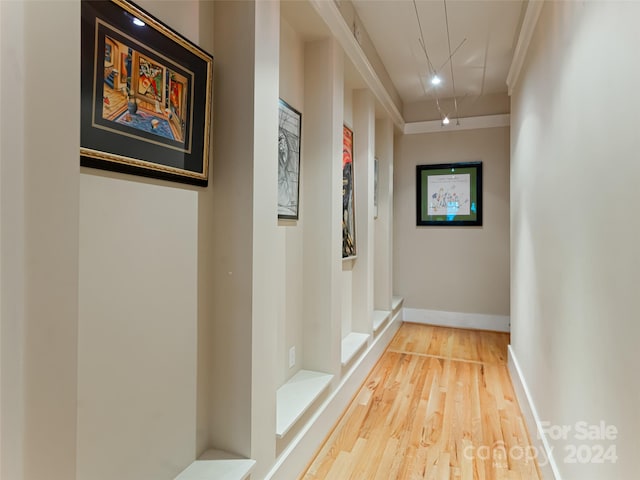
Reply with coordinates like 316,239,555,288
81,0,213,186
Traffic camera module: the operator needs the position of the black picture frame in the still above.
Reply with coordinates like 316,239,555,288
278,99,302,220
81,0,213,186
416,162,483,226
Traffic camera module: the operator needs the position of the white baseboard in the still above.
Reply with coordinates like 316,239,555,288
508,346,562,480
403,308,510,332
264,311,402,480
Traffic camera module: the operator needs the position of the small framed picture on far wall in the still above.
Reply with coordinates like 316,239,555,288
416,161,483,226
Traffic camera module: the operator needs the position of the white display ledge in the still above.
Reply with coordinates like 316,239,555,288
174,449,255,480
341,332,370,366
276,369,333,439
392,296,404,313
372,310,391,333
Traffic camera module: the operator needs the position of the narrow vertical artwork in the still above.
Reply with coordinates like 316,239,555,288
278,99,302,219
342,125,356,258
374,157,379,219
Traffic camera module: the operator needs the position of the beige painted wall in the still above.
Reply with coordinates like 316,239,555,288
394,127,510,317
210,2,280,476
78,175,198,480
373,118,394,311
70,0,217,478
301,37,344,375
77,1,214,479
510,2,640,477
351,89,376,334
278,18,305,386
1,3,26,479
210,0,259,462
1,1,397,478
1,2,80,480
250,1,280,474
342,87,355,336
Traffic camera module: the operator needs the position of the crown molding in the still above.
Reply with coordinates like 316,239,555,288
507,0,545,96
404,114,510,135
309,0,405,129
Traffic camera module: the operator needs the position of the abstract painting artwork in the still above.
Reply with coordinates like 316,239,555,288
342,125,356,258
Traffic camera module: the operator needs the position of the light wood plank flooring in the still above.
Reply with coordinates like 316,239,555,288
300,323,542,480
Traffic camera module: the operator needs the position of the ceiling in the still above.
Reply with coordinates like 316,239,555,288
351,0,526,118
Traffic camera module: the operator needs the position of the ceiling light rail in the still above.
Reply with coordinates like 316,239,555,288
443,0,460,125
413,0,436,76
413,0,464,126
438,38,466,72
416,31,448,123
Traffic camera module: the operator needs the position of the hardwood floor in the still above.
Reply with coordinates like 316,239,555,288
300,323,542,480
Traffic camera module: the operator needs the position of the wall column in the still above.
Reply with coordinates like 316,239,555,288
374,118,394,310
352,89,376,333
1,1,80,479
211,2,280,478
302,38,343,375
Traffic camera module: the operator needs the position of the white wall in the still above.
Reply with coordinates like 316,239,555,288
510,2,640,478
394,127,510,321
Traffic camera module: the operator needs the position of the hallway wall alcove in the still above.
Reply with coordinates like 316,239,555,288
206,1,404,477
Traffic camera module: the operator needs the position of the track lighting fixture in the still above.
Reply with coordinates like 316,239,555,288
414,0,462,126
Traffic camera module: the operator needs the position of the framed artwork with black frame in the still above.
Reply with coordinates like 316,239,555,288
278,99,302,220
416,162,483,226
81,0,214,186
